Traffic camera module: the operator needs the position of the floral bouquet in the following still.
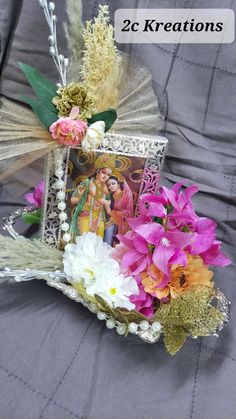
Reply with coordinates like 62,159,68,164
0,1,231,355
60,182,230,354
1,182,230,355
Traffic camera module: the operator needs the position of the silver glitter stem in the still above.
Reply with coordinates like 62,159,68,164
38,0,68,86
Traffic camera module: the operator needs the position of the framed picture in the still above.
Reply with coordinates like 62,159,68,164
42,132,168,248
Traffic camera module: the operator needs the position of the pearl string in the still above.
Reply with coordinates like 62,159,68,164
54,149,71,243
46,278,163,340
96,308,162,336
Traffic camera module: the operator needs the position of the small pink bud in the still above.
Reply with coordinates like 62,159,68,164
69,106,80,119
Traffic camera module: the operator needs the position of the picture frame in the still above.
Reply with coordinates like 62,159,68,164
42,132,168,248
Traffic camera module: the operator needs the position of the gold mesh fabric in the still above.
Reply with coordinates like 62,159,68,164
0,97,59,183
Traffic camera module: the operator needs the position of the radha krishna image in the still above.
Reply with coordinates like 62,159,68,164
68,152,144,246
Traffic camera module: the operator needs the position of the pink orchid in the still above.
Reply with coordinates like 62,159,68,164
115,231,152,276
130,276,154,317
116,183,231,288
128,217,195,275
133,183,198,219
25,180,45,208
199,240,231,267
185,216,216,255
113,182,231,321
138,187,198,230
49,107,87,148
174,214,228,265
160,183,198,228
138,194,167,218
139,189,230,267
160,182,198,214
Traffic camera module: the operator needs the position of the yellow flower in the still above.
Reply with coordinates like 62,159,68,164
141,264,170,300
52,83,96,121
141,255,214,300
169,254,213,298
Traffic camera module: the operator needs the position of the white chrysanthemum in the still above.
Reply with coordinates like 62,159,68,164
86,258,139,310
63,232,111,285
63,232,139,311
81,121,105,151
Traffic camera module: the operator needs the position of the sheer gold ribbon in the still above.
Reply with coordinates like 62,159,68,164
0,97,59,183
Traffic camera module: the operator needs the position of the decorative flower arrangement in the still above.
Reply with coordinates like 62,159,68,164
1,182,230,354
58,183,230,354
0,1,231,356
115,183,230,291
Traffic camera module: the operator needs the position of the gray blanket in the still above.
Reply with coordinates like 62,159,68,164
0,1,235,418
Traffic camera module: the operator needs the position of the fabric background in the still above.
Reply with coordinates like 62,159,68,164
0,0,236,418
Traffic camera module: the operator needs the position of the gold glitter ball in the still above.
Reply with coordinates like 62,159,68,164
52,83,96,121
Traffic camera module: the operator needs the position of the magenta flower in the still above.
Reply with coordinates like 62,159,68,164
176,214,229,265
141,188,229,265
185,216,216,255
128,217,195,275
115,231,152,276
160,182,198,214
115,183,231,288
130,278,154,318
25,180,45,208
138,194,167,218
200,240,231,267
139,186,198,232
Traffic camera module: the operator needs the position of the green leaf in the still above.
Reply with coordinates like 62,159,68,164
95,295,119,319
189,307,224,337
19,62,58,114
115,308,147,324
163,325,188,356
88,108,117,132
22,95,58,129
72,282,97,304
22,209,42,225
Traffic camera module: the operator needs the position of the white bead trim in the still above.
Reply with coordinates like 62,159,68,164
52,148,71,244
46,279,162,341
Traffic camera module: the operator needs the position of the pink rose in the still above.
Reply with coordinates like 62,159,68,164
49,116,87,148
